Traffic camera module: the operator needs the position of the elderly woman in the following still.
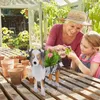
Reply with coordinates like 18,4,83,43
45,10,91,68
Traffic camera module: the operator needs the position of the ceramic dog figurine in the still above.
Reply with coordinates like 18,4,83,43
29,49,45,96
46,61,63,87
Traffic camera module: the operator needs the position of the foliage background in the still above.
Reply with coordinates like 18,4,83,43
2,0,100,50
83,0,100,33
2,0,70,50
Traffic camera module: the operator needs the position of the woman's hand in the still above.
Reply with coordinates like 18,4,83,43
54,45,66,58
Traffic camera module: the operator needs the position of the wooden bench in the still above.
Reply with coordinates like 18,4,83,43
0,48,100,100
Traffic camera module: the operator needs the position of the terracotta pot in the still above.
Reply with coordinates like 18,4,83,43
14,58,19,63
16,65,27,79
15,56,26,63
1,59,14,77
29,78,34,84
25,9,28,16
26,66,33,84
14,63,22,68
0,55,5,67
8,45,14,49
10,57,19,63
21,60,30,66
10,56,14,59
8,68,23,85
26,66,32,77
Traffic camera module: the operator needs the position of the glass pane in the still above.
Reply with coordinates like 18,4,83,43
55,0,67,6
68,0,78,3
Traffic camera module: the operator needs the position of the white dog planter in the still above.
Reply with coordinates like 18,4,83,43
29,49,45,96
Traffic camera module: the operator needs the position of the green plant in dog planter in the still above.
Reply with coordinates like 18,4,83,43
44,50,60,67
44,50,63,75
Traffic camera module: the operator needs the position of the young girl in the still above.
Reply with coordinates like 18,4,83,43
67,31,100,79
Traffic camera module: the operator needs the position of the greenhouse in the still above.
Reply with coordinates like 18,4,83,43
0,0,94,49
0,1,100,99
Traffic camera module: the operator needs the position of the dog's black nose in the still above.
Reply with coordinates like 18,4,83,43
34,61,37,64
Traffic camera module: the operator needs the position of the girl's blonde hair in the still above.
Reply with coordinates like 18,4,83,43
83,31,100,48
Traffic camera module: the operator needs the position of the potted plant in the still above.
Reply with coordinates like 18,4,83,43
44,50,61,75
7,39,15,49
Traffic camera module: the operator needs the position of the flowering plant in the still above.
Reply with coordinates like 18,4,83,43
44,50,60,68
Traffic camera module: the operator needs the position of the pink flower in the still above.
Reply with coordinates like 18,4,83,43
48,53,53,58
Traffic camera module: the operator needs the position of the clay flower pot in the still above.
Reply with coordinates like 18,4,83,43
0,55,5,67
25,9,28,16
15,56,26,63
21,60,30,66
16,65,27,79
0,55,4,59
8,68,23,85
1,59,14,77
10,57,19,64
14,58,19,63
29,78,34,84
14,63,22,68
26,66,34,84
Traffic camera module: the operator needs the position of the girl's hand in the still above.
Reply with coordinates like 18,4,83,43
67,51,78,60
65,46,72,55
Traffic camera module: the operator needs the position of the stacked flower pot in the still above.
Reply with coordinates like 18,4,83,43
0,55,31,85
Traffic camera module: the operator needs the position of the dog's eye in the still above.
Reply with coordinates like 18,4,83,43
37,54,41,60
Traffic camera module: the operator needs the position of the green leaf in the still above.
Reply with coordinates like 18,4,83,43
44,50,60,67
65,48,72,55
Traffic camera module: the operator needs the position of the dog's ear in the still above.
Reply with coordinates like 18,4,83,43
39,49,45,58
29,49,34,57
26,49,33,60
39,49,45,66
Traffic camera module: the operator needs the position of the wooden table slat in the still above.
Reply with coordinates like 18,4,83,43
60,73,100,96
0,75,23,100
22,79,55,100
0,89,8,100
51,75,97,100
61,70,100,89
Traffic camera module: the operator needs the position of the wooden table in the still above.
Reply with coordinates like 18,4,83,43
0,48,100,100
0,47,23,58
